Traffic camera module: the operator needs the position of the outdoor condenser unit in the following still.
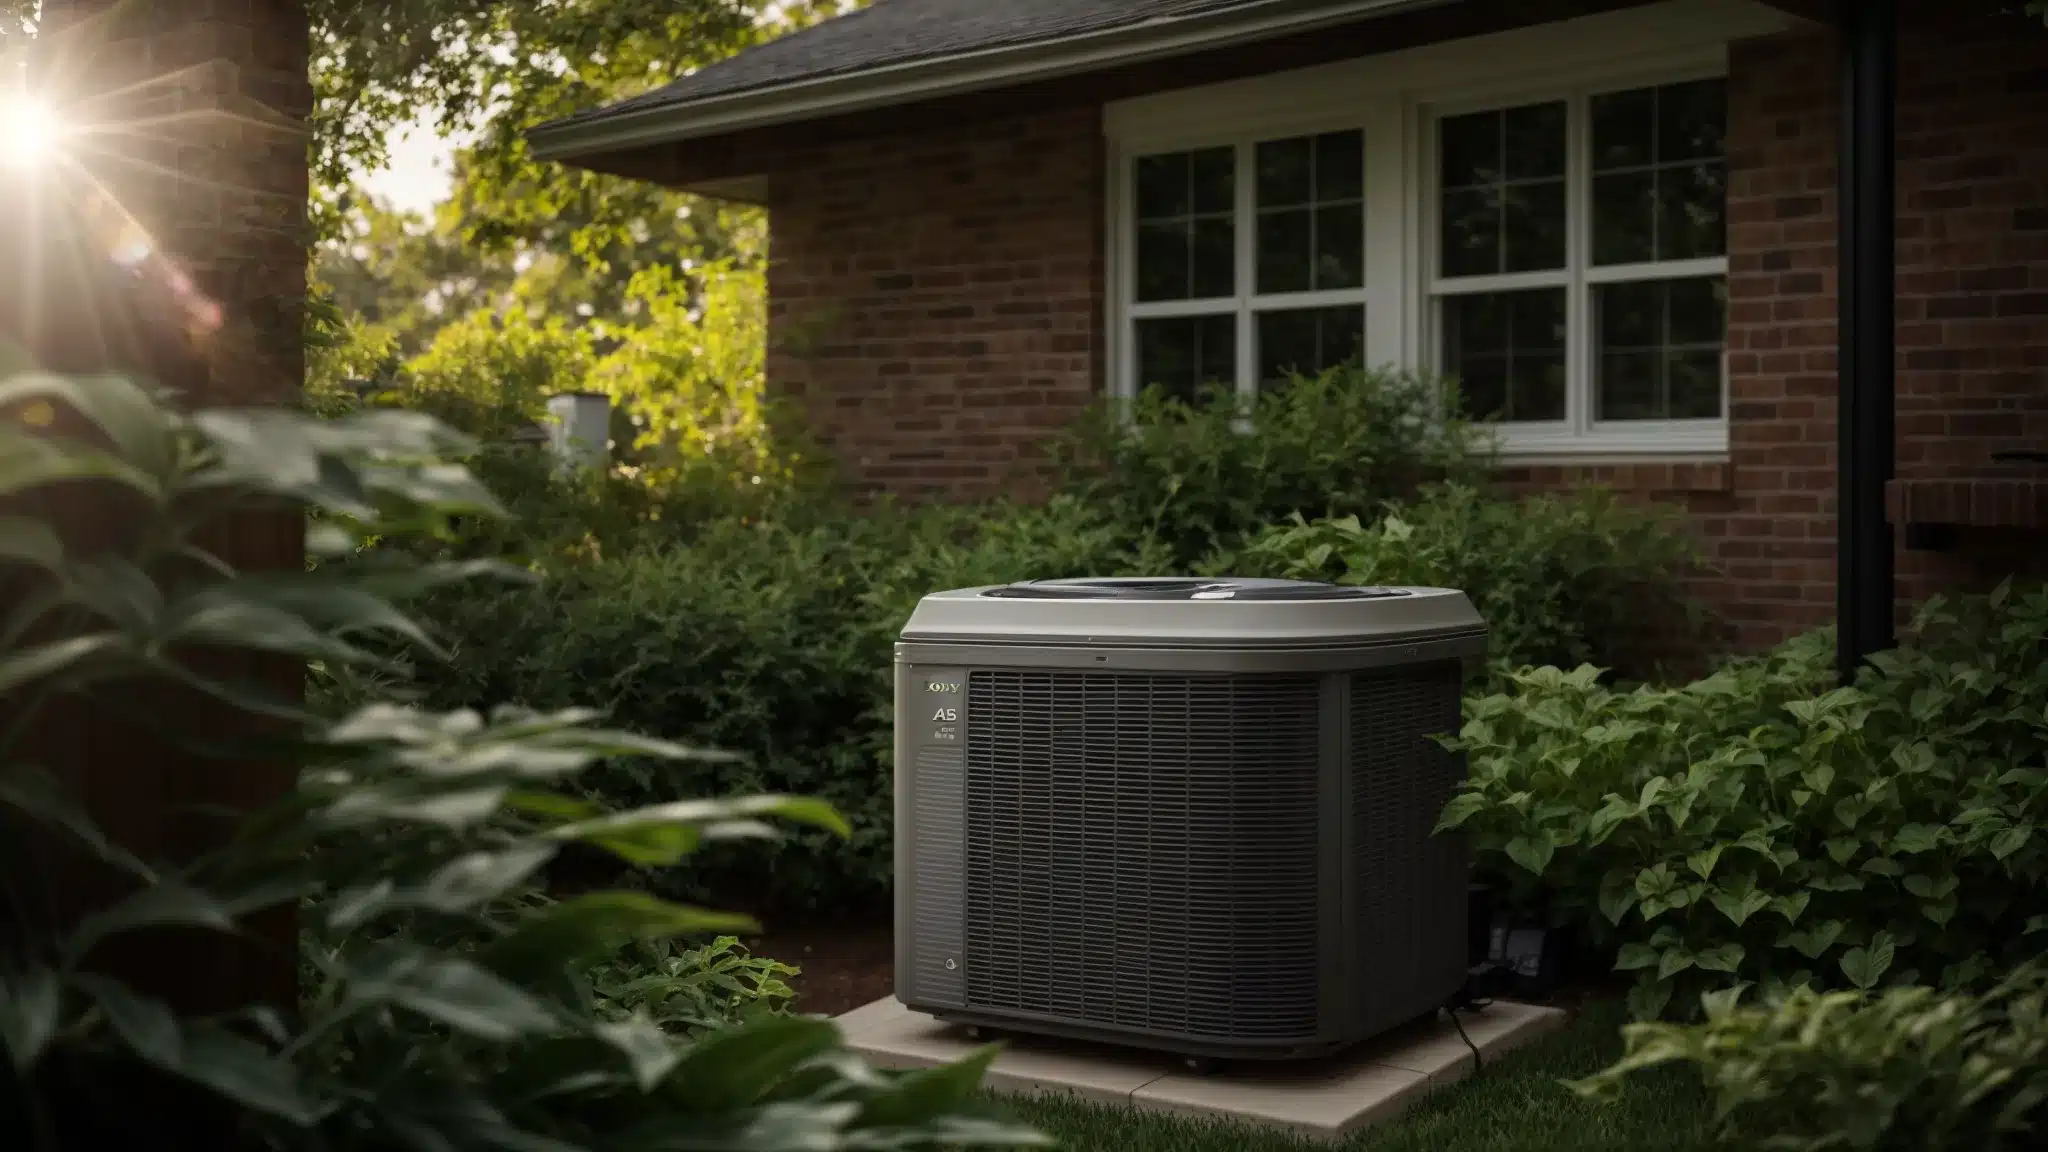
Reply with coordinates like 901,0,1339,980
893,577,1487,1064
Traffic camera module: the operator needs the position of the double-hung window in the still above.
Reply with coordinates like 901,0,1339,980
1124,127,1371,403
1428,76,1729,451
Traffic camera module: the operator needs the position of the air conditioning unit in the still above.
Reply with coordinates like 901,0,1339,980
893,577,1487,1065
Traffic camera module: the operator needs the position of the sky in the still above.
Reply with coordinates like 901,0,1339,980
360,116,462,216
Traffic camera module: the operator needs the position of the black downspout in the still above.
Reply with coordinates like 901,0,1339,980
1837,0,1897,686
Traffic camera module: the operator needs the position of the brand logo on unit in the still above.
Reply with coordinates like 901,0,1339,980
932,707,958,722
926,681,960,693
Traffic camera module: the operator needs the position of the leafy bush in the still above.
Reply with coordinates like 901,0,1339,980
592,936,799,1037
1439,583,2048,1020
1055,365,1486,570
1571,965,2048,1151
407,495,1162,917
0,370,1041,1152
1243,483,1704,675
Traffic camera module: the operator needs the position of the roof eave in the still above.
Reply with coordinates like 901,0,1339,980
529,0,1459,165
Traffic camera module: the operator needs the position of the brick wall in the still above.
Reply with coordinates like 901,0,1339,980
765,105,1104,501
739,0,2047,653
1701,2,2048,650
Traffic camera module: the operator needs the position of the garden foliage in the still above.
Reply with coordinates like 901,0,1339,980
0,369,1040,1152
386,368,1697,917
1571,964,2048,1151
1439,583,2048,1020
1241,481,1702,675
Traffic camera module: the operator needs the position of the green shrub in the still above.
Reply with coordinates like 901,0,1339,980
1243,483,1704,675
0,371,1040,1152
406,495,1162,917
1570,965,2048,1151
592,935,799,1036
1055,365,1486,570
1439,582,2048,1020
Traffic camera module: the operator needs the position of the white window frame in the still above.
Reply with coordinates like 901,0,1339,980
1113,109,1382,409
1101,0,1794,460
1417,64,1732,456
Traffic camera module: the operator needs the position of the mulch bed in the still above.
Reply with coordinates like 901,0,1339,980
744,922,895,1018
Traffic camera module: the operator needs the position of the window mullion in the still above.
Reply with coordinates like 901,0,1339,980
1567,89,1591,437
1235,139,1256,401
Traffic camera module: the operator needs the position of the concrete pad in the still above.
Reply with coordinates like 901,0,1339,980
836,997,1567,1141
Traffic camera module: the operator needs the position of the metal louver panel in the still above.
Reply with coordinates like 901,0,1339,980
1350,663,1467,1037
908,744,966,1006
964,670,1322,1042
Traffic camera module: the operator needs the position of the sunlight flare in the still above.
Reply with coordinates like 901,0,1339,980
1,91,62,170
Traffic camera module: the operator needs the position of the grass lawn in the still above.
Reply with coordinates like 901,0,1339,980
998,1001,1719,1152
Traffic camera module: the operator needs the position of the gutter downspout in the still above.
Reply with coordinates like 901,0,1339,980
1837,0,1897,686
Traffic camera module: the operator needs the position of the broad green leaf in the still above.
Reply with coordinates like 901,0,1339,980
1638,777,1669,810
0,371,175,479
1615,943,1658,972
1890,824,1944,854
481,893,755,982
1770,892,1810,924
594,1014,682,1092
1824,838,1860,866
1686,845,1724,881
177,1023,319,1125
1901,873,1958,901
1709,887,1772,929
346,949,558,1041
1801,761,1834,796
1598,874,1638,926
1700,983,1751,1017
420,843,558,912
1858,858,1902,878
0,966,59,1070
76,975,180,1066
0,428,163,505
1780,920,1845,960
0,515,62,571
1504,835,1554,877
1434,791,1488,832
2025,914,2048,937
68,882,240,959
1990,825,2033,861
550,796,850,867
854,1044,1002,1129
1657,948,1695,981
0,767,154,882
1626,977,1674,1021
1839,935,1895,990
0,634,126,696
1694,944,1745,973
664,1016,844,1113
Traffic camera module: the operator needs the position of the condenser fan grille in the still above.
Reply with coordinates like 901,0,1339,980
964,670,1322,1041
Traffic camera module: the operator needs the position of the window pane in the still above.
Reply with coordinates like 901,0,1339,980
1136,221,1189,302
1191,147,1236,214
1592,171,1656,266
1315,204,1364,289
1505,102,1567,180
1594,276,1726,421
1591,86,1656,171
1316,130,1364,201
1136,152,1190,218
1659,161,1727,260
1137,314,1237,405
1443,288,1566,422
1439,102,1563,279
1257,136,1313,208
1658,78,1726,164
1260,306,1365,388
1257,209,1312,294
1192,217,1236,298
1440,111,1501,189
1441,186,1502,278
1505,180,1566,272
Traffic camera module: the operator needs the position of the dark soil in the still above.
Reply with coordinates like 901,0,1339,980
745,922,894,1018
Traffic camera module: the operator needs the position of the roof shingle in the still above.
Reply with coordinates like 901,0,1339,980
557,0,1275,125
